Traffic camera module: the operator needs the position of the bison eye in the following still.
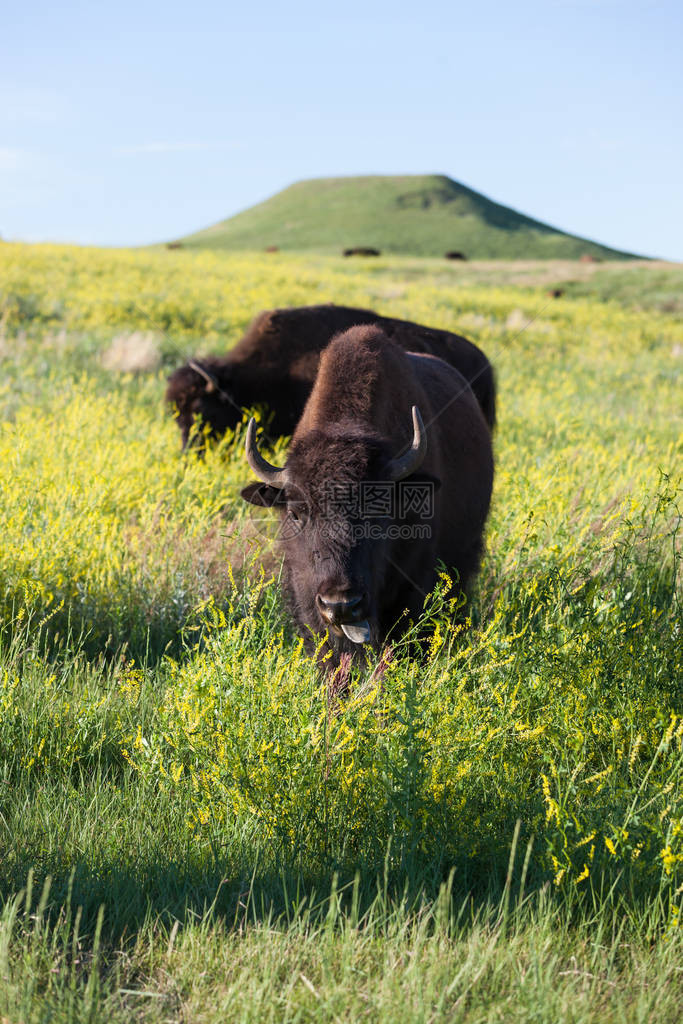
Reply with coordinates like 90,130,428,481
287,502,308,524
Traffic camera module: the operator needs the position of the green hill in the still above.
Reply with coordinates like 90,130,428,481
177,174,641,259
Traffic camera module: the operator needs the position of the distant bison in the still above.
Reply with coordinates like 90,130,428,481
445,251,467,260
343,247,381,257
166,242,183,250
166,305,496,448
548,288,564,299
241,326,494,666
265,245,279,253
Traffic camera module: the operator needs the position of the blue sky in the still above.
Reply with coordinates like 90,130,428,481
2,1,681,258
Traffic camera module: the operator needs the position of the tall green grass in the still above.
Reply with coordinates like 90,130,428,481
0,246,681,1019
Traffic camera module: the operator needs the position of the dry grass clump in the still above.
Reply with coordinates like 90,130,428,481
101,331,161,372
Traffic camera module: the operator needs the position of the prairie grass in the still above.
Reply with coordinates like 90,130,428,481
0,243,681,1020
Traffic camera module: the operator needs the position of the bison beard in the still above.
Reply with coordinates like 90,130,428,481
166,304,497,450
240,325,494,669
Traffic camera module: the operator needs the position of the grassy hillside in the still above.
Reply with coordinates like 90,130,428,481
0,244,681,1021
179,174,641,260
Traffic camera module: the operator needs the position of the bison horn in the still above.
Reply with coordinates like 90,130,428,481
245,418,287,489
386,406,427,481
188,360,217,394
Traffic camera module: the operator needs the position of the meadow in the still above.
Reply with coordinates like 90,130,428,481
0,242,681,1021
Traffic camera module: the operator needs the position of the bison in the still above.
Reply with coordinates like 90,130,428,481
343,247,381,257
241,325,494,666
166,305,496,449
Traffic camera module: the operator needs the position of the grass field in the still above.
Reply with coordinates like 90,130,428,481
0,243,681,1021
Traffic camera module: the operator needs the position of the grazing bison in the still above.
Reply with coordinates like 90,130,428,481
241,325,494,666
445,251,467,260
343,247,381,257
167,305,496,448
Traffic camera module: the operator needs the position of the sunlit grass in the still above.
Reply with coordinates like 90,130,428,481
0,243,681,1020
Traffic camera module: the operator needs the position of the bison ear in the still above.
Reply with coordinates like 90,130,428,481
240,482,287,507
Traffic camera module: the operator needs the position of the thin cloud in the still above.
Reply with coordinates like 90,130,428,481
114,141,245,156
0,147,27,171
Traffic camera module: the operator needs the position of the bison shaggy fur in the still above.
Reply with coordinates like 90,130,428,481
166,305,496,448
241,325,494,667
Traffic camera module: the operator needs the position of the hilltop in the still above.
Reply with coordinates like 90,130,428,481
177,174,641,259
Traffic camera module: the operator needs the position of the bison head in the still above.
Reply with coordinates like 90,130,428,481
165,360,242,449
240,408,437,658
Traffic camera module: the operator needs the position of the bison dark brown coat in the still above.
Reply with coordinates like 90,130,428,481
241,325,494,666
166,304,496,448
